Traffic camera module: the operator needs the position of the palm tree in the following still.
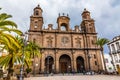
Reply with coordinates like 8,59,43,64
96,38,109,72
0,13,22,37
0,9,41,79
25,41,40,76
0,36,22,80
0,10,22,80
0,11,22,49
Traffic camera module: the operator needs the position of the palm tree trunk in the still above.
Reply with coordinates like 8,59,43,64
6,59,13,80
101,49,107,72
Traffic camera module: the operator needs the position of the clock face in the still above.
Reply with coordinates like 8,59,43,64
34,25,38,28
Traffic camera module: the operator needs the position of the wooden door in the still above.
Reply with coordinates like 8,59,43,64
61,62,67,73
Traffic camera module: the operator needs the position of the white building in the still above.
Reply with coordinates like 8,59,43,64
104,54,115,72
107,35,120,72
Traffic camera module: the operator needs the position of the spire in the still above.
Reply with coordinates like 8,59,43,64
34,4,43,12
38,4,40,7
84,8,87,11
33,4,43,17
82,8,90,14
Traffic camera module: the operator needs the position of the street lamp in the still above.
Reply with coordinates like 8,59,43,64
19,32,28,80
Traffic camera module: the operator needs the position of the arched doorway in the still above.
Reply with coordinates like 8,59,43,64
59,54,71,73
45,56,54,73
76,56,85,73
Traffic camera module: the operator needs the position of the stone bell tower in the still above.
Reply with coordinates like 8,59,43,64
57,13,70,31
81,8,96,33
29,4,44,31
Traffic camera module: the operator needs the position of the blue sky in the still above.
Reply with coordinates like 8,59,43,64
0,0,120,53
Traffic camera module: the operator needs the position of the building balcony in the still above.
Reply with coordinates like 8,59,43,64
111,51,116,54
117,49,120,53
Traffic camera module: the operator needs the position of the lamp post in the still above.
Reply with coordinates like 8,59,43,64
19,32,28,80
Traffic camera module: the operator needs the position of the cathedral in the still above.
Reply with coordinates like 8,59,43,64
28,5,103,74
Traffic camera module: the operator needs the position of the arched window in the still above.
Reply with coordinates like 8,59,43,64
61,23,67,31
89,28,93,33
61,26,66,31
111,44,115,52
35,10,39,15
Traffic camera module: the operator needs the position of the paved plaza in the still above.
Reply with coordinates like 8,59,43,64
24,74,120,80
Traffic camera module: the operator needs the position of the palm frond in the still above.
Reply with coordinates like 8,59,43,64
0,20,17,28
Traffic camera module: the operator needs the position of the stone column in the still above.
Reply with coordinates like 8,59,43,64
56,60,59,73
41,54,45,73
74,59,77,72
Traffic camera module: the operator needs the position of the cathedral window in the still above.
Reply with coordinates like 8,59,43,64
61,23,67,31
61,26,66,31
35,10,39,15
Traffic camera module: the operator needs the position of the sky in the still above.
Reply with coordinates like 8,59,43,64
0,0,120,53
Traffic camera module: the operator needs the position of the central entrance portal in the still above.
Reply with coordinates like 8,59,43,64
59,54,71,73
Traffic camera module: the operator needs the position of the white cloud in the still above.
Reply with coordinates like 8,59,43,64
0,0,120,52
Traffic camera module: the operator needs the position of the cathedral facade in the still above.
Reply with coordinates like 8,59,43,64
28,5,103,73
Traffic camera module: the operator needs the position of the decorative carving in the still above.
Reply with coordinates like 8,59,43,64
46,36,53,48
75,37,81,48
61,36,69,47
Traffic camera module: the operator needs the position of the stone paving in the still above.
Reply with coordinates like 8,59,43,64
24,74,120,80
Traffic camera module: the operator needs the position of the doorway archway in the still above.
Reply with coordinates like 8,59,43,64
59,54,71,73
76,56,85,73
45,56,54,73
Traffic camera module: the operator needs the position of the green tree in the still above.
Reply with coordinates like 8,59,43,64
0,9,22,80
0,36,22,80
96,38,109,72
0,10,22,46
25,41,40,76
